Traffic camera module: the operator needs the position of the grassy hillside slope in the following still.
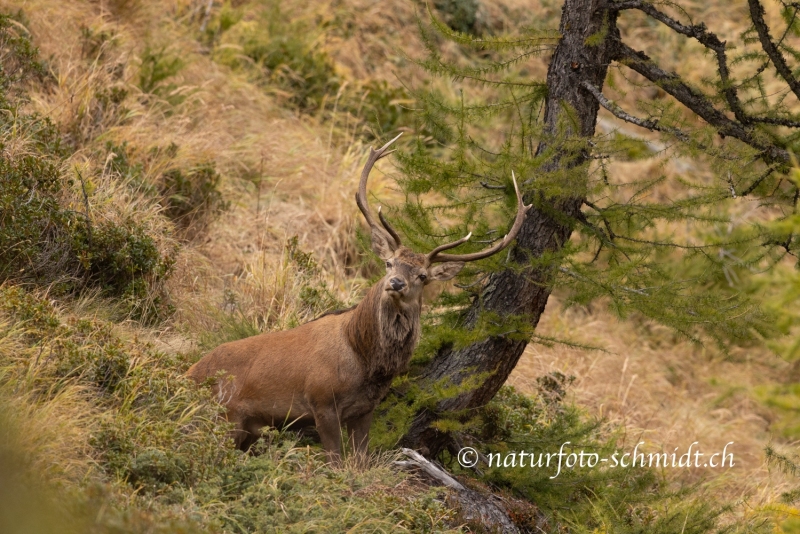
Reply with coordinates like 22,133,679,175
0,0,799,532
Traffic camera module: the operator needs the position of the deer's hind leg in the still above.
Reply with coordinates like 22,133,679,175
227,408,263,451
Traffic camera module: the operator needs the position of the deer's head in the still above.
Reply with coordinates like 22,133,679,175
357,134,531,311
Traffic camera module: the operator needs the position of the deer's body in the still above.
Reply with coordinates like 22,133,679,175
188,134,530,463
187,272,421,456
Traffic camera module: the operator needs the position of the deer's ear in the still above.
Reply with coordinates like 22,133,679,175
429,262,465,281
371,228,395,260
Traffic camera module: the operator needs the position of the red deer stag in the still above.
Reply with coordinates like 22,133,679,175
187,134,531,464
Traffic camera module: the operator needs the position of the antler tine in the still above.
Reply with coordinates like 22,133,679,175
355,133,403,247
378,206,403,247
426,232,472,261
428,171,532,264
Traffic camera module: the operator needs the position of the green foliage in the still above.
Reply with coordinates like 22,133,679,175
356,80,420,140
755,381,800,439
0,12,47,104
138,45,186,105
765,446,800,532
212,1,339,112
203,2,430,141
0,154,175,319
433,0,483,36
80,24,118,61
362,7,800,530
0,397,90,534
104,140,145,183
395,3,793,362
285,236,343,315
372,372,492,449
161,162,230,237
101,141,229,241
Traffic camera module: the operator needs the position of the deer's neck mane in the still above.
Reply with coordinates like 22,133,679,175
344,282,420,380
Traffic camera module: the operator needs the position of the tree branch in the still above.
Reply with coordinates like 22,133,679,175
608,0,647,10
583,200,617,240
612,40,791,165
748,0,800,102
581,80,690,141
619,1,750,124
750,115,800,128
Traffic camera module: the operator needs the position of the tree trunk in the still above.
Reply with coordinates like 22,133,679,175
402,0,620,455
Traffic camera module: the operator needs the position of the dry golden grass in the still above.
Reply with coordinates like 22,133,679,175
0,314,99,486
509,296,797,507
6,0,380,322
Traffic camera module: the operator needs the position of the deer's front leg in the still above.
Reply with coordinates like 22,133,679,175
314,407,343,465
346,411,372,460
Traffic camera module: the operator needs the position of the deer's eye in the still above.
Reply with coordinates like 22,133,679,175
385,261,392,269
418,273,427,281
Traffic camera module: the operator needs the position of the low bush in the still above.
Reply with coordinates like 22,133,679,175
160,162,230,238
137,44,187,107
434,0,484,35
212,1,339,112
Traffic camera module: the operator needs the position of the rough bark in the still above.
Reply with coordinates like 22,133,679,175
402,0,620,454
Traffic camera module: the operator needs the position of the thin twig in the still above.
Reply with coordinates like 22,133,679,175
583,200,617,240
581,80,690,141
199,0,214,33
76,168,92,249
740,167,775,197
480,181,506,190
750,116,800,128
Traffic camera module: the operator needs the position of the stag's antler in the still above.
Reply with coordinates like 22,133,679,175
427,171,531,264
356,133,403,249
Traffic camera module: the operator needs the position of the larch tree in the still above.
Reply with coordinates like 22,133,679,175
385,0,800,455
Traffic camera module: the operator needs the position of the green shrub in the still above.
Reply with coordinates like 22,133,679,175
0,17,175,320
434,0,483,35
212,1,340,113
345,80,419,141
205,5,437,142
0,152,72,281
101,141,229,241
80,25,118,61
0,159,176,319
138,45,186,106
160,162,229,237
437,385,768,533
0,13,48,103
